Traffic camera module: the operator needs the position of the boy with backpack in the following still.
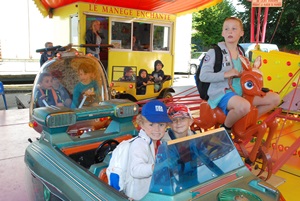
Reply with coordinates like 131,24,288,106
199,17,280,141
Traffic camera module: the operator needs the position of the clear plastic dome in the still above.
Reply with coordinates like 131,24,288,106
29,52,110,134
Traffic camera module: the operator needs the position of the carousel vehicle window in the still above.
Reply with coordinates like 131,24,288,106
133,22,151,51
153,25,170,51
86,16,109,45
111,21,132,49
112,66,137,82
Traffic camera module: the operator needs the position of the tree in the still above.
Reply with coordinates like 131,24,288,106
237,0,300,50
191,0,236,51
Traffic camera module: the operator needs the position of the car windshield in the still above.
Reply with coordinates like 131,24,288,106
149,129,244,195
239,43,251,50
112,66,137,82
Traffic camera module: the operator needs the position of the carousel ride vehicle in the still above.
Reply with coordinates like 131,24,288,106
24,46,286,201
25,100,282,200
29,47,111,135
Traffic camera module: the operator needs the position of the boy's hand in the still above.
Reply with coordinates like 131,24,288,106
84,89,95,96
39,94,47,100
56,103,64,107
224,69,240,78
85,91,95,96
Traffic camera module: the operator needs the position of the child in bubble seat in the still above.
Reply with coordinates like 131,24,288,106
150,60,165,92
51,70,72,107
136,69,153,95
35,73,64,107
71,63,100,108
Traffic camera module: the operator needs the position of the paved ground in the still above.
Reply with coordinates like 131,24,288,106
0,85,32,110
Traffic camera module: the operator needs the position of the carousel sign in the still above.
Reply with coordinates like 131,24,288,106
252,0,282,7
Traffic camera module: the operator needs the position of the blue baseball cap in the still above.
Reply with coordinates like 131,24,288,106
141,100,172,123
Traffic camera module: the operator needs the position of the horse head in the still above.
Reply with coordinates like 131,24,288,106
239,55,267,102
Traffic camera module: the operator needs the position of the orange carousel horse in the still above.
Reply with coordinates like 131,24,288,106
193,55,278,180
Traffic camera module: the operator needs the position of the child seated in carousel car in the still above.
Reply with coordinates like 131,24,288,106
118,67,136,81
71,63,100,108
150,60,165,92
35,73,64,107
136,69,153,95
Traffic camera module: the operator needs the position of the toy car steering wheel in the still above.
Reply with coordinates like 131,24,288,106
94,139,119,163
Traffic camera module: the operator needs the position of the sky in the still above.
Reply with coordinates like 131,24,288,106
232,0,246,12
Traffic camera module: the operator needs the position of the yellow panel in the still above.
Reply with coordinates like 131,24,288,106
49,4,80,45
252,50,300,100
277,170,299,201
108,50,173,84
32,0,49,17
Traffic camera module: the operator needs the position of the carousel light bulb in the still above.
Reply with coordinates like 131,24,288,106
267,76,272,81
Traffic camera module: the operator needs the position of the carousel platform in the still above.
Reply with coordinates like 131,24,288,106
0,108,298,200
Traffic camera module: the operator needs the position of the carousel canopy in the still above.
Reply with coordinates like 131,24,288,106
33,0,222,17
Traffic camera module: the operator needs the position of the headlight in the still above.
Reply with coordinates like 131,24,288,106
115,103,139,117
111,89,117,96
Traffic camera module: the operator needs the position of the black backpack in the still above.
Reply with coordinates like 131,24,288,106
195,44,245,100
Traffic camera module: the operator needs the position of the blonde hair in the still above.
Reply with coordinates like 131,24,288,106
77,63,95,74
136,114,146,126
90,20,101,33
136,114,171,127
224,17,244,31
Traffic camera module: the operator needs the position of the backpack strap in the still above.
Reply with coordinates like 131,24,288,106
130,136,140,142
212,44,223,73
51,88,59,105
213,43,245,72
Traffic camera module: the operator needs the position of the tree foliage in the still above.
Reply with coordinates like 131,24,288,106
237,0,300,50
192,0,236,51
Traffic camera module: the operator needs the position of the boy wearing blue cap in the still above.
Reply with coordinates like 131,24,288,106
124,100,171,200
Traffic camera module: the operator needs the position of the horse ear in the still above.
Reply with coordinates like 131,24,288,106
239,55,250,71
253,56,262,69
